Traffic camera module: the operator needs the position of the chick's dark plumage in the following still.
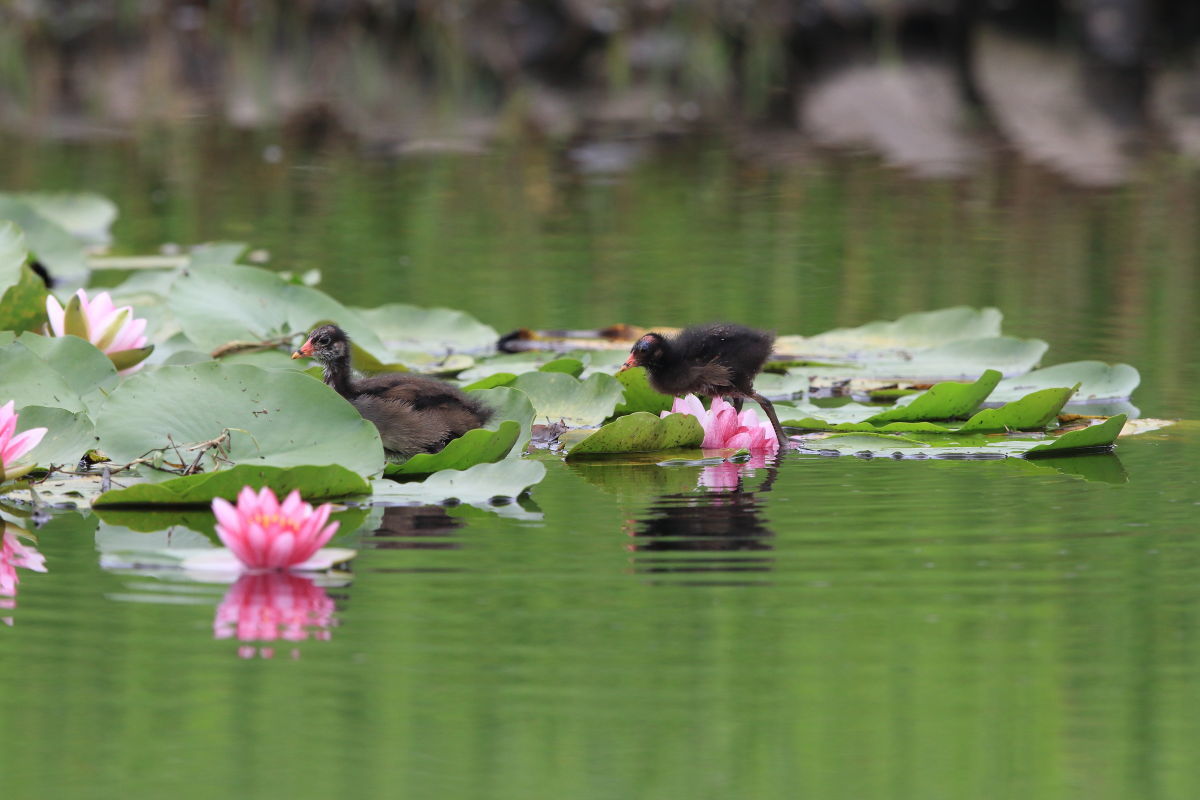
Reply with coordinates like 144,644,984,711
294,324,491,458
621,322,787,445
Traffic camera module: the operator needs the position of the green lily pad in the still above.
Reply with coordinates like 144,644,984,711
460,373,518,392
992,361,1140,403
0,196,90,285
354,303,498,355
866,370,1001,423
16,406,97,469
958,385,1077,432
777,306,1005,356
539,357,585,376
1024,414,1127,457
0,222,48,334
93,463,370,507
16,332,119,408
566,412,704,458
802,414,1127,459
369,459,546,505
0,340,86,412
511,371,625,427
383,420,520,476
7,192,117,243
93,363,385,478
612,366,674,416
169,264,391,361
472,385,537,455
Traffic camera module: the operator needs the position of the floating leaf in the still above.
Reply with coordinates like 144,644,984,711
354,303,498,355
566,412,704,458
472,385,536,455
16,406,97,468
0,196,89,285
94,363,384,478
16,332,119,409
94,464,370,506
0,340,85,412
991,361,1140,403
7,192,117,243
612,366,674,416
1024,414,1127,457
370,459,546,505
169,264,391,361
539,357,584,376
0,221,48,333
460,373,518,392
383,420,520,476
958,385,1077,432
511,372,625,427
865,370,1001,423
776,306,1006,357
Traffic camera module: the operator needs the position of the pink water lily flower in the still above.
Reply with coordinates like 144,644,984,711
213,572,336,659
45,289,152,374
662,394,780,454
1,527,48,624
0,401,47,481
212,487,340,570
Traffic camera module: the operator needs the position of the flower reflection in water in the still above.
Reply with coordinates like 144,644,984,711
1,525,48,626
213,571,337,659
697,453,773,493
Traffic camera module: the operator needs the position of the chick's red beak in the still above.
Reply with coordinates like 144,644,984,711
291,339,314,360
617,353,638,373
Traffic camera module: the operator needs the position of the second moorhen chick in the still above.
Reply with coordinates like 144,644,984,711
619,322,789,446
293,324,492,459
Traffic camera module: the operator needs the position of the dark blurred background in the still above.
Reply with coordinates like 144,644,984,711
4,0,1200,186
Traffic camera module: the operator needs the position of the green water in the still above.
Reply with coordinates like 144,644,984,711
2,131,1199,799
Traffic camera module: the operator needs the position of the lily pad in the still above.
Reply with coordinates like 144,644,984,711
865,370,1001,423
383,420,520,476
511,372,625,427
8,192,117,243
17,406,97,469
93,463,370,506
472,385,537,455
354,303,498,355
0,196,89,285
566,412,704,458
801,414,1127,459
958,385,1077,432
0,222,48,334
369,459,546,505
612,366,674,416
0,340,86,412
539,357,585,376
1024,414,1127,457
991,361,1140,403
460,373,519,392
93,362,385,478
777,306,1005,356
16,332,119,408
169,264,391,360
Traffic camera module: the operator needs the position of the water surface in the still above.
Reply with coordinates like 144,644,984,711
1,133,1198,800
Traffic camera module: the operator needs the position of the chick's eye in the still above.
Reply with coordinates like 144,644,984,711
316,335,329,345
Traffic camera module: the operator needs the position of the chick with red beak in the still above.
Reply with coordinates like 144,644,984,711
616,324,788,446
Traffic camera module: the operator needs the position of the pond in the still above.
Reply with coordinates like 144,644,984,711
2,130,1199,800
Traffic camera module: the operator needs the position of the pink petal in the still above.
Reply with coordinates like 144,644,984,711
2,426,47,465
108,316,148,353
266,532,297,568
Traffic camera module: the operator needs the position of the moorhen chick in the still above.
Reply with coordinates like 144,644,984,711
293,324,492,459
619,322,789,446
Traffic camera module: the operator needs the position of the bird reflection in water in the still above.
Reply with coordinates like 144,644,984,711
213,572,338,660
627,456,778,584
367,505,465,552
